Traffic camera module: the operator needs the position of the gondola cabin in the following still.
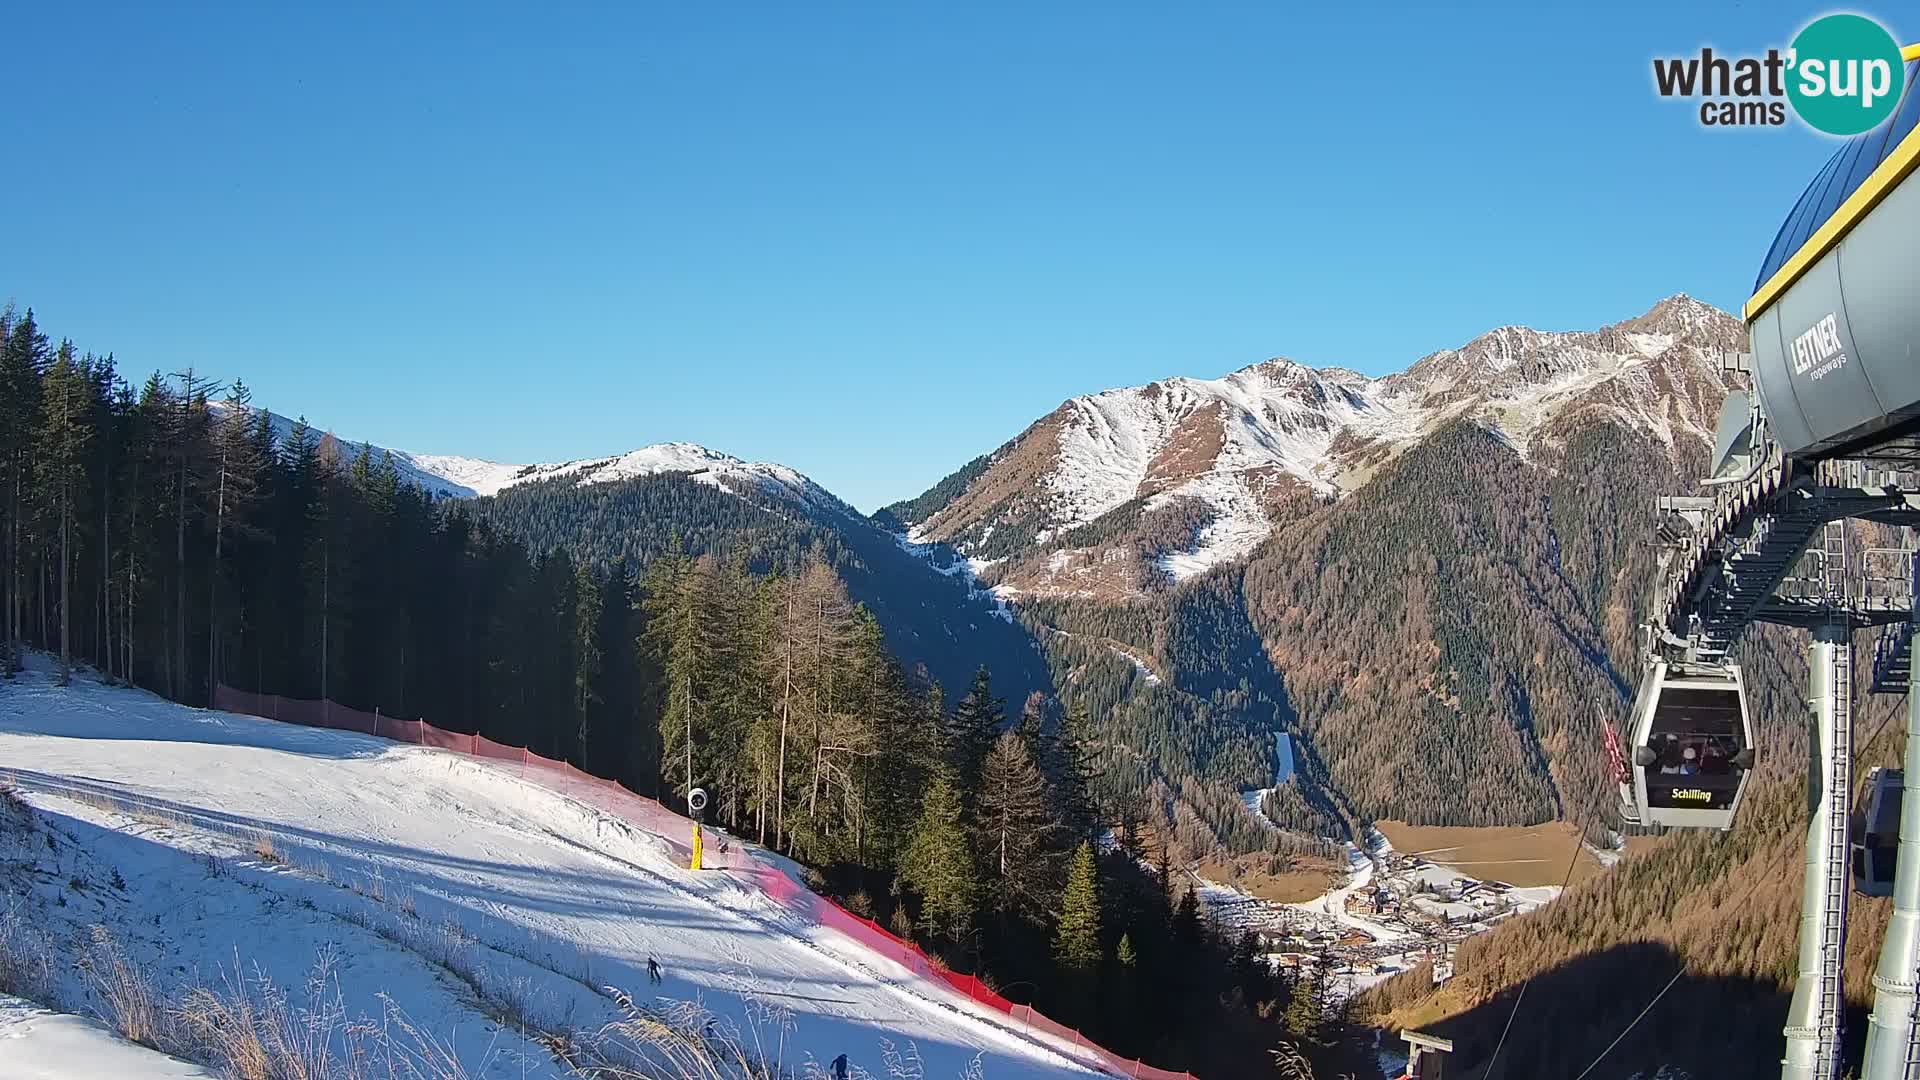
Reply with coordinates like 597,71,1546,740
1853,767,1903,897
1626,661,1756,829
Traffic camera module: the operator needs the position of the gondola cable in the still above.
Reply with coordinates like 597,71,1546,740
1568,964,1688,1080
1852,692,1903,768
1480,819,1588,1077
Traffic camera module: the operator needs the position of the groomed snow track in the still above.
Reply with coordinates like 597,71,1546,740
0,661,1177,1079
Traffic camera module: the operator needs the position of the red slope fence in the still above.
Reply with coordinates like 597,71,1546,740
211,685,1198,1080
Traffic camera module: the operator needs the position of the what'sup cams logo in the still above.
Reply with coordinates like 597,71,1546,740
1654,13,1907,134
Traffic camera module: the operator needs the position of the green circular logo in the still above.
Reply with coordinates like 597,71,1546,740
1787,14,1906,135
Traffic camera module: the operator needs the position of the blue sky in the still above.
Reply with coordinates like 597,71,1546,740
1,2,1894,510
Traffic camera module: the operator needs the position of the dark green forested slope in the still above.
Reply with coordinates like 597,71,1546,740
473,473,1054,706
0,306,1382,1079
1235,416,1723,839
1024,568,1350,859
873,444,1002,532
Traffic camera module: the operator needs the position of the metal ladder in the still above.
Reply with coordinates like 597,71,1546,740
1816,520,1854,1080
1818,634,1853,1080
1908,989,1920,1080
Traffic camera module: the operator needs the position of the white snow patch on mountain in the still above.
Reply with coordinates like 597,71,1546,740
890,534,1017,623
207,403,850,515
1150,471,1277,582
979,304,1731,587
394,451,529,497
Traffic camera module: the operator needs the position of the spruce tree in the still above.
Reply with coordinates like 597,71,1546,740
1054,841,1102,972
901,776,978,941
206,384,267,700
944,665,1004,793
572,558,603,767
1281,967,1322,1043
35,344,95,685
1049,699,1102,844
976,729,1064,923
0,310,48,675
1173,885,1202,947
645,550,720,800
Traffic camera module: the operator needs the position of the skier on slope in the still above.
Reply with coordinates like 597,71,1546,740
831,1052,849,1080
648,957,663,985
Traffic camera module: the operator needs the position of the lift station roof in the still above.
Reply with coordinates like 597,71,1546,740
1746,46,1920,461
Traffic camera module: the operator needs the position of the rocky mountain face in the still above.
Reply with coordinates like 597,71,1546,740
888,295,1749,852
268,294,1751,855
890,295,1741,602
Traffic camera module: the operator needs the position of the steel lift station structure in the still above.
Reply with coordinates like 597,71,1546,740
1610,42,1920,1080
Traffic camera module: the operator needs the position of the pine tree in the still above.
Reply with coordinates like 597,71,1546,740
1049,699,1102,844
1281,967,1322,1043
944,665,1004,793
88,355,128,682
573,558,603,768
977,729,1065,923
1233,928,1268,1007
1173,885,1202,947
206,384,267,700
1055,841,1102,972
1117,932,1137,968
645,549,720,800
901,776,978,941
0,309,48,675
35,344,95,685
165,370,217,702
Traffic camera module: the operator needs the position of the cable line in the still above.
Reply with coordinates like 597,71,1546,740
1570,965,1688,1080
1481,820,1588,1076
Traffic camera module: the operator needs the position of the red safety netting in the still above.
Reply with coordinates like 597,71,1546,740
377,716,424,745
472,734,526,764
210,685,1196,1079
419,724,475,754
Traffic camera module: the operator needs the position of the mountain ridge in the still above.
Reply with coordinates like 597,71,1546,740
215,294,1751,862
887,293,1742,599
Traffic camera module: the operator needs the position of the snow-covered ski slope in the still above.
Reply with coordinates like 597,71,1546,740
0,662,1099,1079
0,995,216,1079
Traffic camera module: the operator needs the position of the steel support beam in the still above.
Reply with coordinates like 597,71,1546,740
1784,625,1854,1080
1861,633,1920,1080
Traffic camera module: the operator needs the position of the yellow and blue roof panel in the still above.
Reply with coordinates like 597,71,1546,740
1748,47,1920,321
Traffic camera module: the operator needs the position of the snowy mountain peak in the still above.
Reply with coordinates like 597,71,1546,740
401,439,853,517
899,296,1745,596
208,403,850,516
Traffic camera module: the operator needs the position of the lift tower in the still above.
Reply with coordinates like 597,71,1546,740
1619,39,1920,1080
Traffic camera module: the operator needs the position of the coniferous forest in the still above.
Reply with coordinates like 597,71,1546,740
0,307,1384,1078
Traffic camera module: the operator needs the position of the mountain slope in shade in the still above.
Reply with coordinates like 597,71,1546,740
207,403,1049,707
889,294,1742,598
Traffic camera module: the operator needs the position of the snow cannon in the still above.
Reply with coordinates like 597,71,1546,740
687,787,709,870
